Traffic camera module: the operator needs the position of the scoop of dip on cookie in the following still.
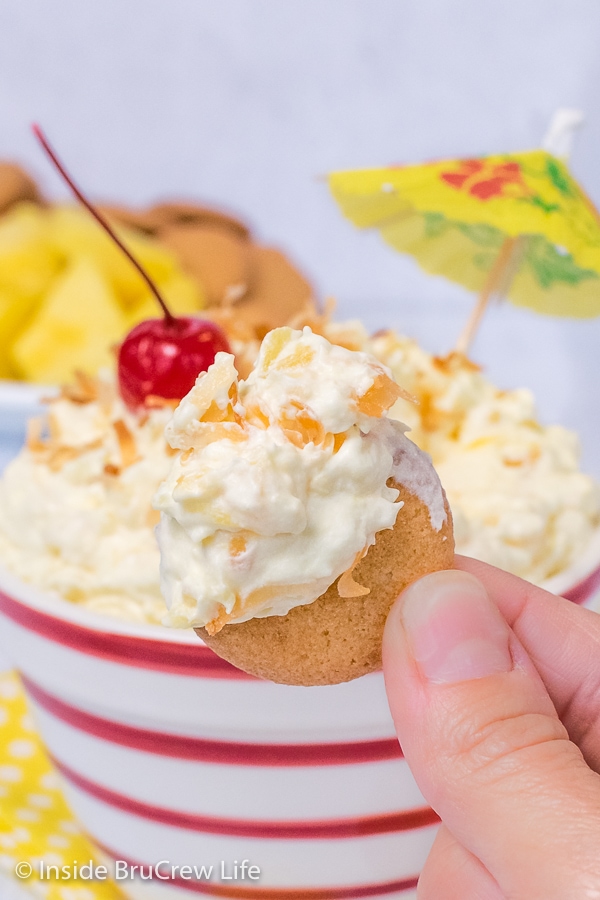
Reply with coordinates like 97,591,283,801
153,326,449,636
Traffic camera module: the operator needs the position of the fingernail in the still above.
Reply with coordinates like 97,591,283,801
401,570,512,684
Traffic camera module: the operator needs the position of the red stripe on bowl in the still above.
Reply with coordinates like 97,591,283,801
54,755,438,838
95,839,420,897
0,588,252,678
562,561,600,605
24,676,402,766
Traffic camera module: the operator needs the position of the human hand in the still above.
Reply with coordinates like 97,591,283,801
383,556,600,899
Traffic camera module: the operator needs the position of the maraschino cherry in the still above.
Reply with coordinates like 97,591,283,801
117,317,230,409
33,125,231,409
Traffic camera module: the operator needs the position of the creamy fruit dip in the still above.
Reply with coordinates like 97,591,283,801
363,327,600,583
0,373,172,623
0,320,598,624
153,327,447,631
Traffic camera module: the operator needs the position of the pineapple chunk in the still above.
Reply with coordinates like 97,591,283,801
0,287,44,378
11,257,127,383
48,205,180,305
0,203,62,301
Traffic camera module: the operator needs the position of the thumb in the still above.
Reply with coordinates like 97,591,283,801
383,570,600,900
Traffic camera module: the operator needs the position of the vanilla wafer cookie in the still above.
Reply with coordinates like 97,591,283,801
154,326,453,685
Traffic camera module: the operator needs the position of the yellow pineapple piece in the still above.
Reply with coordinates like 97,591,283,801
11,257,127,383
0,287,44,378
47,205,180,305
273,343,315,370
0,203,62,301
259,327,293,371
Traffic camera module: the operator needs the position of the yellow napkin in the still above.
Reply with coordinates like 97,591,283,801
0,670,124,899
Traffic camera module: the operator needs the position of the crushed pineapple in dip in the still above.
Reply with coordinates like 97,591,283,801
153,326,447,632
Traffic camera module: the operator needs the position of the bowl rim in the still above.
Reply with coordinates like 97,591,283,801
0,523,599,651
0,378,55,409
0,560,198,644
539,526,600,599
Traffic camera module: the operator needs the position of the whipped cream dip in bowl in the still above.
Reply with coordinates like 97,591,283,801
0,323,599,899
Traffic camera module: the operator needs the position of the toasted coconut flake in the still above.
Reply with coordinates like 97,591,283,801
223,283,248,306
289,298,369,352
205,582,310,634
332,432,346,453
200,399,240,424
419,391,454,433
204,607,229,636
337,551,370,598
47,412,60,443
47,446,85,472
433,352,481,375
145,395,179,409
26,418,46,453
175,422,249,452
113,419,139,468
502,444,542,467
146,507,161,527
61,371,99,404
206,307,256,343
289,296,336,335
233,352,257,381
229,534,247,557
326,328,368,352
40,392,60,405
245,402,270,429
279,403,325,448
97,378,116,415
356,372,414,417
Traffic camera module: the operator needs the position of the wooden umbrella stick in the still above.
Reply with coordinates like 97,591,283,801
455,236,520,356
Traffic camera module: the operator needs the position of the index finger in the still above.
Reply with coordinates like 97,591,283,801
455,555,600,770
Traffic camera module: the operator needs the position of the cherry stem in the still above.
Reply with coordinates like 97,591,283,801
32,124,176,325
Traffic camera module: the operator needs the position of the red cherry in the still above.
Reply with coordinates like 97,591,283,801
33,125,233,410
118,316,231,409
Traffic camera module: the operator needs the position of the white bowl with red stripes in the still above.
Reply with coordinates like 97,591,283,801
0,543,599,900
0,562,439,900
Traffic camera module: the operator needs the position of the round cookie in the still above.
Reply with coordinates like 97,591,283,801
150,202,250,240
159,221,253,306
0,163,41,214
234,245,314,332
197,478,454,686
98,202,250,239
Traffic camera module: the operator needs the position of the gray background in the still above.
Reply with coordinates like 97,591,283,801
1,0,600,474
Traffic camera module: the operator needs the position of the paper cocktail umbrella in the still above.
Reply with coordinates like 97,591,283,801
329,112,600,353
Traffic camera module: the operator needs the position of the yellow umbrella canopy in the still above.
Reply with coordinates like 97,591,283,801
329,150,600,324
